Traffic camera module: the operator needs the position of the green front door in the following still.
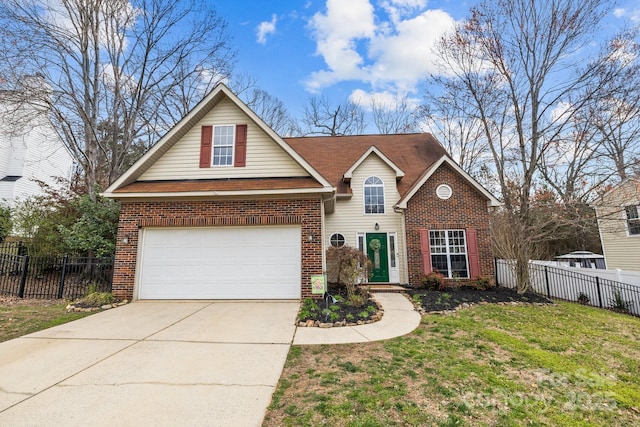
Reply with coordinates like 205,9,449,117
366,233,389,282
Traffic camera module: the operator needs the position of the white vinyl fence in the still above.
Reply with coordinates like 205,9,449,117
496,259,640,317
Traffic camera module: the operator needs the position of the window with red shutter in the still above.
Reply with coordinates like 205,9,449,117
419,229,432,275
234,124,247,167
199,126,213,168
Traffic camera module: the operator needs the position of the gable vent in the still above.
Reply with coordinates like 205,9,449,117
436,184,453,200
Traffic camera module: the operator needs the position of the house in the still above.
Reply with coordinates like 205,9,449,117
595,179,640,271
0,77,73,205
103,84,500,301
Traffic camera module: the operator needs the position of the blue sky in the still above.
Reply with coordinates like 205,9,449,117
212,0,640,123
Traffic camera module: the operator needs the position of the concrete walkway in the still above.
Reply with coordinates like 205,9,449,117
293,292,421,345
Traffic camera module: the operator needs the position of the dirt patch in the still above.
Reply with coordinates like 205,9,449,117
0,295,60,307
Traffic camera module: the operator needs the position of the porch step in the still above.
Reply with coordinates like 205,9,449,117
359,284,407,293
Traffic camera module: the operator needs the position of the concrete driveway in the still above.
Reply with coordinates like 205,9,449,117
0,300,299,427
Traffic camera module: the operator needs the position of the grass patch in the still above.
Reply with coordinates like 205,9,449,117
263,301,640,426
0,299,95,343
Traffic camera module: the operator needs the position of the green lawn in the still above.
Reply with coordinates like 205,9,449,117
0,299,94,343
263,301,640,426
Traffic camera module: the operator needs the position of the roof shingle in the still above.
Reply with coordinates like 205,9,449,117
284,133,447,198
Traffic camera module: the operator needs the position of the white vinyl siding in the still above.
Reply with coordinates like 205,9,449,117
139,98,307,180
596,180,640,271
325,154,406,283
0,105,73,205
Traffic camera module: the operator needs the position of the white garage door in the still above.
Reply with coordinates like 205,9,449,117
137,226,301,299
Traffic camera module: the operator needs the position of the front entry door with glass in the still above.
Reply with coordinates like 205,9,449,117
366,233,389,282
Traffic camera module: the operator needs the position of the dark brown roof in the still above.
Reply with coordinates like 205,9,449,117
284,133,447,198
114,177,323,193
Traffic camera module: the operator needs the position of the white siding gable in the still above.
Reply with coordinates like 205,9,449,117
325,154,407,282
597,180,640,271
139,98,307,181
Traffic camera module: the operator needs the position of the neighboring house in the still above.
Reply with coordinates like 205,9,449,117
595,179,640,271
0,81,73,205
104,84,500,301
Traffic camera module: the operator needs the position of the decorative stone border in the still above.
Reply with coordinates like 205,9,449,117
296,298,384,328
411,299,553,316
66,300,128,312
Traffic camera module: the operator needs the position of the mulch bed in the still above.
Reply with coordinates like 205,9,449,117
297,286,382,327
408,285,552,313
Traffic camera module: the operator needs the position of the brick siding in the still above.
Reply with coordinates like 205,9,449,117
405,163,495,286
113,198,323,300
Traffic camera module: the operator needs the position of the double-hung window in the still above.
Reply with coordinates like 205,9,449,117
212,125,235,166
625,205,640,235
364,176,385,214
429,230,469,278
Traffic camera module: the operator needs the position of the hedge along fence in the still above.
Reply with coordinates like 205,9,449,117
496,259,640,317
0,242,113,300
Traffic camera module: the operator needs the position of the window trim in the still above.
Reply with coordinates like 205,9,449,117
363,176,385,215
429,229,469,279
624,204,640,236
329,232,346,248
211,124,236,167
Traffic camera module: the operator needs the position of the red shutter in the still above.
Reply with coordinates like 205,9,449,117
234,124,247,167
419,229,432,274
199,126,213,168
467,228,480,278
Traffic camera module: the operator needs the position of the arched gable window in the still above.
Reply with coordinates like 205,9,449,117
364,176,385,214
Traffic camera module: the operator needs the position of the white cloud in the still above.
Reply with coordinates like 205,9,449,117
304,1,456,95
349,88,419,111
305,0,376,92
256,14,278,45
613,6,640,22
381,0,427,24
368,9,455,91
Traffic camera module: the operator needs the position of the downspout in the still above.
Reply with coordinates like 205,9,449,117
395,205,409,286
321,190,336,275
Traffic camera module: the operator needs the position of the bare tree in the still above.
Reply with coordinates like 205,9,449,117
227,74,295,136
591,39,640,182
299,96,366,136
431,0,638,292
370,95,418,134
418,90,490,182
0,0,235,199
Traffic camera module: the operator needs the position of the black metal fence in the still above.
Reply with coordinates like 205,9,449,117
496,259,640,317
0,242,113,300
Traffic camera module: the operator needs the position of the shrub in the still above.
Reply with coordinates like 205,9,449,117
326,246,372,304
78,291,115,307
609,288,632,313
418,271,445,290
470,275,495,290
577,292,590,305
0,204,11,241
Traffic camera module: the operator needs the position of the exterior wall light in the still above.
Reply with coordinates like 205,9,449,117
374,223,380,231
